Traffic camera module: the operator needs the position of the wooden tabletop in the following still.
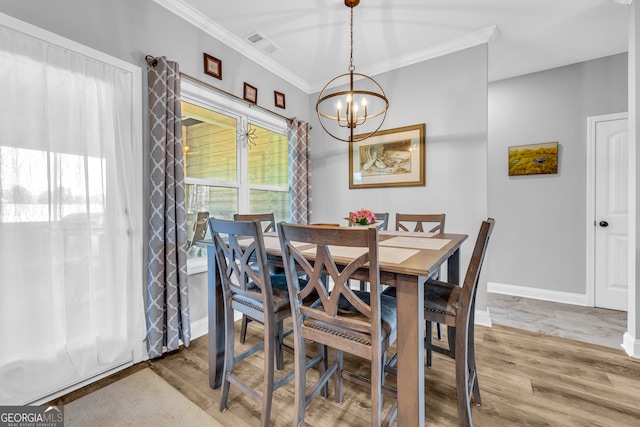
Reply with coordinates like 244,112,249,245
259,231,467,283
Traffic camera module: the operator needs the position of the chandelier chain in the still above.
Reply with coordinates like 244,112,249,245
349,6,354,71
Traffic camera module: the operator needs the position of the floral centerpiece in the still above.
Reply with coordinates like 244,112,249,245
345,209,377,226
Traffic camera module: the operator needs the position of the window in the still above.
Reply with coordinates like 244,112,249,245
180,78,289,271
0,14,143,404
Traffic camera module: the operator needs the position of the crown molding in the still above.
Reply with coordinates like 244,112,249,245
310,25,498,93
155,0,497,95
152,0,311,93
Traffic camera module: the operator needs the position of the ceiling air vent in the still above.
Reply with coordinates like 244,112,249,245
244,31,280,54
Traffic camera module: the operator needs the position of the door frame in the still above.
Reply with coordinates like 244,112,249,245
586,112,628,307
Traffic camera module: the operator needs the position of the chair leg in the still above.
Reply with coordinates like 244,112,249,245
318,343,329,398
448,325,456,354
293,329,307,426
455,338,473,427
371,354,382,427
333,348,344,404
219,303,235,412
260,318,276,427
454,325,472,427
239,314,251,344
469,309,481,406
425,320,433,367
275,321,284,371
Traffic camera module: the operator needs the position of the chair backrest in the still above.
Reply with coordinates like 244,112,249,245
396,213,445,234
278,223,382,356
373,213,390,230
348,212,389,231
458,218,495,326
234,213,276,233
187,211,209,249
208,218,275,308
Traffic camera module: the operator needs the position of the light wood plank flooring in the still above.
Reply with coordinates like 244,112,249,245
488,292,627,349
51,316,640,426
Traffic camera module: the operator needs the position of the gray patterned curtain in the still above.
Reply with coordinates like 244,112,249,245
145,56,190,359
288,118,312,224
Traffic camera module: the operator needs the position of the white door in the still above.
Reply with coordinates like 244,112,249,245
594,117,628,311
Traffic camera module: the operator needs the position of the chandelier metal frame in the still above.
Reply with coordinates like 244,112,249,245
315,0,389,143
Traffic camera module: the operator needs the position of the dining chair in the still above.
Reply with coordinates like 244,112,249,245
385,218,495,427
208,218,323,427
234,212,277,233
187,211,209,250
389,213,447,339
278,223,398,427
233,213,280,348
349,212,389,291
395,212,445,234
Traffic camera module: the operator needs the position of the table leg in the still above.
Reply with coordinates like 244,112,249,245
395,273,425,426
447,248,461,284
207,248,225,389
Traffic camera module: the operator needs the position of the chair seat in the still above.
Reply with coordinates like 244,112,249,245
382,280,461,317
423,279,461,317
238,274,293,313
304,290,397,346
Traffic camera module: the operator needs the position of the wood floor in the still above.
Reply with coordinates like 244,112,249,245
51,318,640,426
488,292,627,349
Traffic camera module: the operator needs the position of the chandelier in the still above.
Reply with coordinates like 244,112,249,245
315,0,389,143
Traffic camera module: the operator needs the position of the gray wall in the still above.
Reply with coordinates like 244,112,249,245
0,0,312,328
487,53,628,295
309,45,490,311
0,0,311,123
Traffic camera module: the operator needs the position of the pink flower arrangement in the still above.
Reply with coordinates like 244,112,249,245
345,209,377,226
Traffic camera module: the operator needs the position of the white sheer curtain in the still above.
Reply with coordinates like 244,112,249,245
0,17,144,405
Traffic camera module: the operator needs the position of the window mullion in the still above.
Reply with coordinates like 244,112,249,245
237,117,250,213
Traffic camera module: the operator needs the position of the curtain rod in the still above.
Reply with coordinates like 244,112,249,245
180,72,295,123
145,54,297,124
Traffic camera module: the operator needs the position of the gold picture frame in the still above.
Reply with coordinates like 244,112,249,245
349,123,426,189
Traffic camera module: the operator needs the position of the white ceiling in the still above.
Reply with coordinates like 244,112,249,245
157,0,630,94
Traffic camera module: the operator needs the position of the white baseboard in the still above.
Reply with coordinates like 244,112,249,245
190,317,209,340
475,308,492,327
190,312,242,341
623,332,640,359
488,282,587,306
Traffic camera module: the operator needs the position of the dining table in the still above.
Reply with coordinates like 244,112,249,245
201,227,468,426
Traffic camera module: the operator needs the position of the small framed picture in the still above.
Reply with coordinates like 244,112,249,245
203,53,222,80
243,83,258,104
274,91,286,109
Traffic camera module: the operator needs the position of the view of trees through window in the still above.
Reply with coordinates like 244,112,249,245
0,147,104,223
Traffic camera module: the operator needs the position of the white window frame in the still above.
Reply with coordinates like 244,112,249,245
181,77,289,274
